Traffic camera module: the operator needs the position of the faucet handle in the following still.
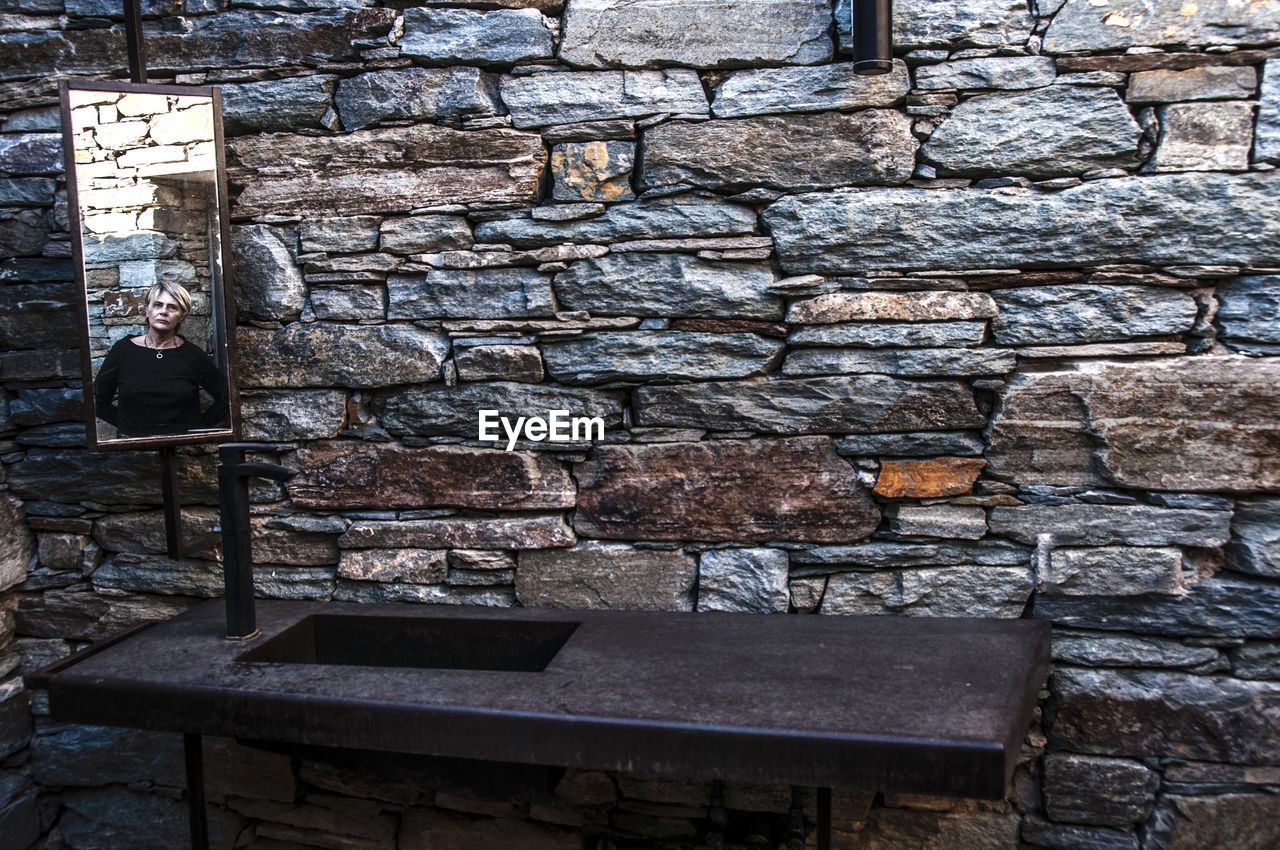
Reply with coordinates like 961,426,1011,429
218,441,289,453
218,442,289,466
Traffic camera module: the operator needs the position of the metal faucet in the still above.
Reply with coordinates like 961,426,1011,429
218,443,296,640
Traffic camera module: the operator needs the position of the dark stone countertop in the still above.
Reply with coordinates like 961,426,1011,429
39,599,1049,798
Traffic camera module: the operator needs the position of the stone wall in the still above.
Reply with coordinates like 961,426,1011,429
2,0,1279,848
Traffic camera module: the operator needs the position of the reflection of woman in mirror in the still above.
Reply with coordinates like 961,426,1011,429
93,281,229,438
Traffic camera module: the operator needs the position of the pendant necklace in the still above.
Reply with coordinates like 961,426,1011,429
146,334,169,360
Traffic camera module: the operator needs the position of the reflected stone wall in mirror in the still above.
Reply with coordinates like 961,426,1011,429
62,81,240,450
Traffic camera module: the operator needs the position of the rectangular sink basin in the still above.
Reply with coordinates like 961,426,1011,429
236,614,579,672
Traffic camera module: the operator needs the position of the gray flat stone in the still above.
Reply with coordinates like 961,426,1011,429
642,111,916,192
554,254,780,319
335,67,499,132
380,215,473,254
1019,815,1139,850
231,224,304,322
889,505,988,540
1035,574,1280,639
220,75,337,134
518,543,696,611
559,0,831,70
454,344,544,383
1049,667,1280,764
307,285,385,321
476,195,756,248
834,431,985,458
7,448,216,505
1232,643,1280,680
1151,101,1254,172
240,390,347,441
93,554,332,599
634,375,984,434
1044,0,1280,53
0,133,64,175
1146,793,1280,850
60,787,241,850
500,69,708,128
712,60,909,118
1217,276,1280,351
1043,754,1160,828
401,7,553,64
923,86,1141,178
989,504,1231,547
299,216,380,253
915,56,1057,91
1041,546,1185,596
1052,632,1220,669
388,268,552,319
698,548,790,613
376,382,624,437
238,323,449,388
991,284,1197,345
341,516,573,551
792,540,1028,569
541,331,783,384
1126,66,1257,104
1259,60,1280,162
822,566,1032,617
788,321,986,348
783,347,1016,377
763,172,1280,274
0,177,56,207
0,495,33,594
1226,497,1280,579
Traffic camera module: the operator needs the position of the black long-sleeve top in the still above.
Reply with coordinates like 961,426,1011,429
93,336,229,438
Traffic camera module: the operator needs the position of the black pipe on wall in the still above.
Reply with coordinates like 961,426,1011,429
852,0,893,75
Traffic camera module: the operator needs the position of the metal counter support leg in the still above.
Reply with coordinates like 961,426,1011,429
184,734,209,850
816,786,831,850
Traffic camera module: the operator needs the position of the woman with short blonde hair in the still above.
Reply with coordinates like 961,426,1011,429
93,281,228,438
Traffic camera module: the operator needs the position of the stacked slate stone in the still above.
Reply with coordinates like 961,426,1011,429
1,0,1279,848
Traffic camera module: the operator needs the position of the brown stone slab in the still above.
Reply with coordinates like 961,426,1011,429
574,437,879,543
988,357,1280,492
228,125,545,218
874,458,986,499
670,318,789,338
1055,51,1268,74
787,291,997,323
291,443,575,510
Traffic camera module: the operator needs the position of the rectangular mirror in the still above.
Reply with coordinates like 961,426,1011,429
61,80,239,450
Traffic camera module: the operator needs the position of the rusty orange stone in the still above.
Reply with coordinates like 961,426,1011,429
874,457,987,499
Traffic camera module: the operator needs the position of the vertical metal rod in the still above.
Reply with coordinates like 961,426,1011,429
786,786,806,850
816,787,832,850
705,779,726,850
219,444,256,639
123,0,147,83
183,734,209,850
160,448,183,559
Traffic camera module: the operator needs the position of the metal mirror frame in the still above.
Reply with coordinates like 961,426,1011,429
60,79,241,452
